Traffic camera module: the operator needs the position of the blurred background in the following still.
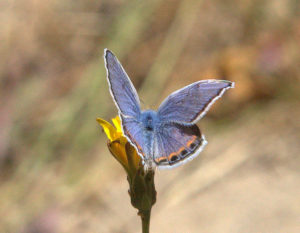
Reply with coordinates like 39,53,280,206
1,0,300,232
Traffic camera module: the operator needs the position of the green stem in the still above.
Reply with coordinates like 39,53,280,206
140,209,151,233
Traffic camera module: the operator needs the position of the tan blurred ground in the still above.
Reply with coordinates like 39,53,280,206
0,0,300,232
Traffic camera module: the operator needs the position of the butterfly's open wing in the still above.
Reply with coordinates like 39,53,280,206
153,123,207,169
120,115,154,163
157,80,234,124
104,49,141,118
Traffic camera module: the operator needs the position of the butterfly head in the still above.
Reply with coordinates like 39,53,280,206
140,110,159,132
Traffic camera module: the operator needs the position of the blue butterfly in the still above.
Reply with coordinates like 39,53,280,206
104,49,234,169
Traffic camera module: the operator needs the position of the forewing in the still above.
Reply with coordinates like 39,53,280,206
157,80,234,124
153,123,207,169
121,115,148,160
104,49,141,118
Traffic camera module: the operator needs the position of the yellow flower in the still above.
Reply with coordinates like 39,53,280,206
97,116,156,231
96,116,141,177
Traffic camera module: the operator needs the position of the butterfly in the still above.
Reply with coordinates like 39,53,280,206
104,49,234,169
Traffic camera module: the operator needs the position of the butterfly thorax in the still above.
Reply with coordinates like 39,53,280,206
140,110,160,132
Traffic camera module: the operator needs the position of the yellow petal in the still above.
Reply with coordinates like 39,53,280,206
125,142,142,176
96,118,117,141
112,116,123,134
108,140,129,173
133,150,141,168
97,116,142,174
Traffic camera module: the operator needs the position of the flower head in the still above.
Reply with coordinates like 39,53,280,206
102,48,158,232
96,116,141,177
97,115,156,231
